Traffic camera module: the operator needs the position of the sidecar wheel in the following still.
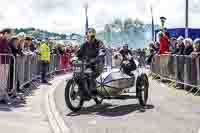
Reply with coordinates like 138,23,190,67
65,79,84,112
136,74,149,106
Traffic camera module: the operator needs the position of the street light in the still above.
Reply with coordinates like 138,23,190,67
104,24,112,48
160,16,167,30
185,0,189,38
84,3,89,35
150,5,154,41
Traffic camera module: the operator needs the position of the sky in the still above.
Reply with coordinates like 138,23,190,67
0,0,200,34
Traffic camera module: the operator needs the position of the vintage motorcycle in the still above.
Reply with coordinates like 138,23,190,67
65,51,149,112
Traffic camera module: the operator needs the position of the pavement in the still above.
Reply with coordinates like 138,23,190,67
0,74,70,133
54,75,200,133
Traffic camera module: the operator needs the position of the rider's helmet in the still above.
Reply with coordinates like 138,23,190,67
87,28,96,41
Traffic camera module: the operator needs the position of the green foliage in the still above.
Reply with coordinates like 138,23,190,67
14,27,67,39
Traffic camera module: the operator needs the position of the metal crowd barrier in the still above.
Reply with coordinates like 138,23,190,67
0,54,67,99
0,54,15,100
151,54,200,95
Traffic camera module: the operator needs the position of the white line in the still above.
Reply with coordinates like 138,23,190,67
45,75,71,133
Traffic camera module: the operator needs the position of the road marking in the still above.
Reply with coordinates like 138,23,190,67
45,75,72,133
160,83,165,87
88,120,97,125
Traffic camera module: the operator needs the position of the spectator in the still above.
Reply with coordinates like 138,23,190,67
191,38,200,56
61,47,72,72
24,36,34,55
112,52,122,67
147,42,156,65
17,33,25,56
8,37,21,93
54,44,64,55
154,42,160,53
29,39,37,52
169,37,177,54
159,31,169,54
48,38,54,53
0,28,13,102
183,38,193,55
9,37,22,56
176,36,185,55
73,45,79,54
39,40,51,84
164,28,170,39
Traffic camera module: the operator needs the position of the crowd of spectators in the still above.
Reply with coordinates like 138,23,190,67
0,28,78,72
147,30,200,65
0,28,77,102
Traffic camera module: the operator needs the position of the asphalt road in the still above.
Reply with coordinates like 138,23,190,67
54,76,200,133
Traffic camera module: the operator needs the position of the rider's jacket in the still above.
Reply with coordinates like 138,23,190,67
77,39,104,60
119,49,133,60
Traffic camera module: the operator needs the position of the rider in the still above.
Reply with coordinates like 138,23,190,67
77,28,105,97
119,43,137,76
119,44,133,60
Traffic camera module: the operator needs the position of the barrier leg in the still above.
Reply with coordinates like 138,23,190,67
169,81,176,88
186,87,196,95
194,88,200,96
152,74,159,80
148,73,152,77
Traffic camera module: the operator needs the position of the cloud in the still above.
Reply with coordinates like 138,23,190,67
0,0,199,33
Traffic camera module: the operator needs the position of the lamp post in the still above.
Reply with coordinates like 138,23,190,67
84,3,89,35
185,0,189,38
150,5,155,41
104,24,112,48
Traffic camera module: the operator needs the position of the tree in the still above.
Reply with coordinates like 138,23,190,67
133,18,144,32
113,18,123,32
104,24,111,32
124,18,134,32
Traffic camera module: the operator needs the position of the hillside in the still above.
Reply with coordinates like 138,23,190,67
15,28,68,40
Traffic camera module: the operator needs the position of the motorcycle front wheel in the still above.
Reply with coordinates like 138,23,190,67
65,79,84,112
136,74,149,106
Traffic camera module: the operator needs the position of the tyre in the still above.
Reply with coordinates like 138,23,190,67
65,79,84,112
136,74,149,106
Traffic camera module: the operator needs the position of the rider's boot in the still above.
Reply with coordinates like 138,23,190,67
90,78,98,96
79,80,91,101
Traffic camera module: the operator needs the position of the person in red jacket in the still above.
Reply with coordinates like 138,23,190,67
61,47,72,72
159,31,169,54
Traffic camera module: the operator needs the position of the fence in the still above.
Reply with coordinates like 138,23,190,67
150,54,200,95
0,54,68,100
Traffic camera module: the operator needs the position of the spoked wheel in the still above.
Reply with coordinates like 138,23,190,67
65,79,84,112
136,74,149,106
